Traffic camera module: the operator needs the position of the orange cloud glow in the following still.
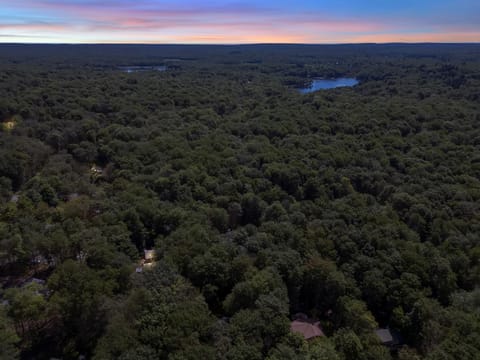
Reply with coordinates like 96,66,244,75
0,1,478,43
349,32,480,43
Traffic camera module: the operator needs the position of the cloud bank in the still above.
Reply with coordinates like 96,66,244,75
0,0,478,43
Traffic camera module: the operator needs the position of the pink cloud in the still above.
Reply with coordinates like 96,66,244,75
0,23,68,32
12,0,385,32
1,1,478,43
348,32,480,43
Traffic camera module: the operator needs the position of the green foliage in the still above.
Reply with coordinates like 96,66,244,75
4,283,48,338
333,329,363,360
0,307,20,360
308,338,341,360
223,267,286,314
94,262,215,359
336,297,378,334
1,44,480,359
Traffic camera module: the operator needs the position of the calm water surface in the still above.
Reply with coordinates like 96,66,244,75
298,78,359,93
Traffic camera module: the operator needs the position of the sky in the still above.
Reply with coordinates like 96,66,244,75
0,0,479,44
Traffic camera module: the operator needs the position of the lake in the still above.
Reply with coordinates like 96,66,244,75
298,78,359,93
119,65,167,73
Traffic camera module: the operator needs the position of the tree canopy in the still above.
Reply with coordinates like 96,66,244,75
0,43,479,359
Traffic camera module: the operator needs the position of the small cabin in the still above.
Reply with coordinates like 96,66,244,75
290,314,325,340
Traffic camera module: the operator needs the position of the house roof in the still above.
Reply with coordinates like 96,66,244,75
291,319,325,340
375,328,393,343
375,328,402,345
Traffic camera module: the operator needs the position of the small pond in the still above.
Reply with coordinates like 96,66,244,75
119,65,167,73
298,78,359,93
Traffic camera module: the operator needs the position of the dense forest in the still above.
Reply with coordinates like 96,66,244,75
0,43,479,360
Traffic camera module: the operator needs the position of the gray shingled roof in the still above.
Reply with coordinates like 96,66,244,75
375,328,393,343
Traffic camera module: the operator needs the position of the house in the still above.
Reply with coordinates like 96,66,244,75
290,314,325,340
144,249,156,262
23,278,46,286
31,255,48,265
90,165,104,175
375,328,403,348
90,165,107,184
22,278,50,297
143,249,156,268
2,119,16,131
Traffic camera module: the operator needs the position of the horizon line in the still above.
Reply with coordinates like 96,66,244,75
1,41,479,46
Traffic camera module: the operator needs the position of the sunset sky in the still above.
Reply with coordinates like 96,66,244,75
0,0,479,44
